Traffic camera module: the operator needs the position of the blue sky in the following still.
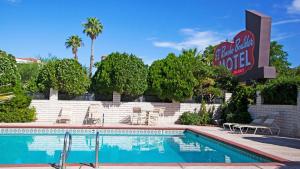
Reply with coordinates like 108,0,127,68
0,0,300,67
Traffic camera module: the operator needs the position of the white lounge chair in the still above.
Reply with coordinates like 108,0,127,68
223,115,266,131
233,118,280,135
56,107,72,124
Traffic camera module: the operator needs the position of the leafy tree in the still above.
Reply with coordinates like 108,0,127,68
202,45,216,66
65,35,84,60
36,60,59,92
17,63,40,92
148,52,197,102
0,50,20,86
36,59,90,96
0,50,36,122
92,52,148,96
83,17,103,78
270,41,291,76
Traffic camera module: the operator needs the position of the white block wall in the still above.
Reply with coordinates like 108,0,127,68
30,100,220,125
248,90,300,137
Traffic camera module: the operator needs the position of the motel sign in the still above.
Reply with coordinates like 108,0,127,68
213,10,276,82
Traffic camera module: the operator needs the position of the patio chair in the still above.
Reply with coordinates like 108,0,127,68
56,107,72,124
148,108,160,126
233,118,280,135
85,104,102,125
131,107,141,125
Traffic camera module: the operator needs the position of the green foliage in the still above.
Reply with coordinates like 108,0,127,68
148,52,197,102
36,59,90,96
92,52,148,96
178,101,213,125
260,76,300,105
220,85,254,123
83,17,103,40
65,35,83,60
0,86,36,122
36,60,59,92
202,45,215,66
0,50,20,86
178,112,200,125
0,107,36,123
17,63,40,92
270,41,291,76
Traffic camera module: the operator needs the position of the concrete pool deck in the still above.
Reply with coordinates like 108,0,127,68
0,124,299,169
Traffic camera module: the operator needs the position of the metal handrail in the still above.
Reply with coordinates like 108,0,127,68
59,132,72,169
95,131,100,168
102,114,104,126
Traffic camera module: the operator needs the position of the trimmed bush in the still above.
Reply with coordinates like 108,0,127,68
148,53,197,102
92,52,148,96
36,59,90,96
260,76,300,105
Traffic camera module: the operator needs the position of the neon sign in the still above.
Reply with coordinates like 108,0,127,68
214,30,255,75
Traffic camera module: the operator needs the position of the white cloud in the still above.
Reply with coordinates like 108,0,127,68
152,28,224,51
272,32,299,41
288,0,300,14
6,0,21,4
273,19,300,25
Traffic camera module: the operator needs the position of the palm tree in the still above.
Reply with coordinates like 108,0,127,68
65,35,83,60
83,17,103,78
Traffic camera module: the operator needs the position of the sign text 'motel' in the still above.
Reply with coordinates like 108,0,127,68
213,10,276,82
214,31,255,76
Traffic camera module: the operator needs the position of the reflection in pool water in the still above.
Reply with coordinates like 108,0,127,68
0,131,270,164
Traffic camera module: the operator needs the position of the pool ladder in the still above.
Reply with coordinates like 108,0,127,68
59,132,72,169
95,131,100,168
59,131,100,169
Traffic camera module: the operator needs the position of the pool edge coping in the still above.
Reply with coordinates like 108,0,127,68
0,125,290,168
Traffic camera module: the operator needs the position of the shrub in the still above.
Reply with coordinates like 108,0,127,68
178,101,213,125
0,107,36,123
92,52,148,96
148,53,197,102
36,59,90,96
178,112,200,125
0,86,36,122
0,50,20,86
260,76,300,105
220,85,254,124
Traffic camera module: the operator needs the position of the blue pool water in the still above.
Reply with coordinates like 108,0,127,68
0,129,271,164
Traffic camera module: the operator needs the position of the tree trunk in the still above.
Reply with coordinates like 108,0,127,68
89,39,94,78
73,48,78,60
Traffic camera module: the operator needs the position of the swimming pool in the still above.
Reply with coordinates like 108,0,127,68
0,128,273,165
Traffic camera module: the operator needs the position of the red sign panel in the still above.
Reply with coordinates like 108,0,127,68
214,30,255,75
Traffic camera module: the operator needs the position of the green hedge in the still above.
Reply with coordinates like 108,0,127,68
0,107,36,122
260,76,300,105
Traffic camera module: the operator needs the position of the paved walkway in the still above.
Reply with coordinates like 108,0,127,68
0,124,300,169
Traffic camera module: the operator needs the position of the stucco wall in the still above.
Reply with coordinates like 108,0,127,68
248,91,300,137
30,100,220,125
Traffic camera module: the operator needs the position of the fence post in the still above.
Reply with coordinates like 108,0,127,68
113,91,121,105
225,93,232,103
49,88,58,101
297,87,300,137
256,91,262,105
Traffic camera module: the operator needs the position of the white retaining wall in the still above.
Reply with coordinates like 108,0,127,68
30,100,220,125
248,91,300,137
